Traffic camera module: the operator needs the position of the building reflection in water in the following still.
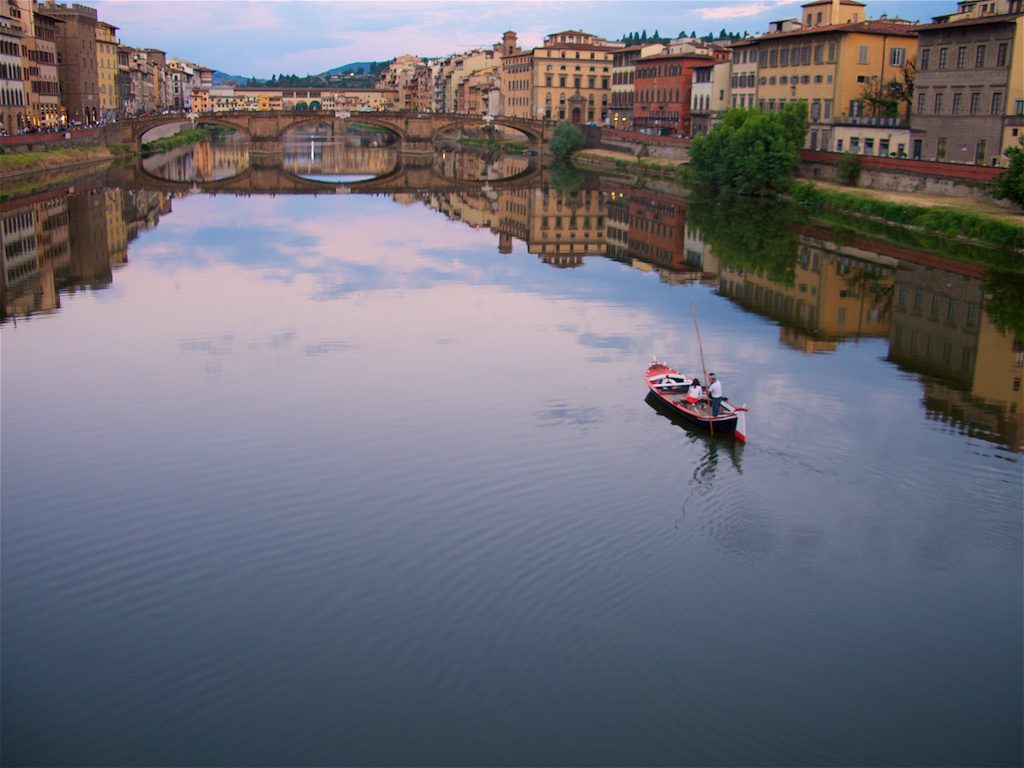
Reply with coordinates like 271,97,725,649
1,186,171,319
2,160,1020,451
142,134,252,183
400,176,1022,450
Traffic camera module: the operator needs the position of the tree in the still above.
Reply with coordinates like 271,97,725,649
689,102,808,197
549,121,585,159
859,58,915,118
993,135,1024,206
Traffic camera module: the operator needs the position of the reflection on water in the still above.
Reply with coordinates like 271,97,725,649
3,151,1021,451
2,149,1021,766
142,132,251,183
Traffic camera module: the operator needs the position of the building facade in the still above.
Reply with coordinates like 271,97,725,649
911,0,1024,165
750,1,918,151
17,0,62,128
95,20,117,121
633,50,725,136
45,1,100,125
1,0,27,133
500,29,617,123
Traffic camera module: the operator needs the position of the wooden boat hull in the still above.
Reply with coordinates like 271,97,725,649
646,362,747,442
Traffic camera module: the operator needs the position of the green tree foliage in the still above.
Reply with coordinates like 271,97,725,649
993,136,1024,207
549,121,585,160
836,153,862,186
689,102,808,197
547,161,584,195
687,191,799,284
984,268,1024,344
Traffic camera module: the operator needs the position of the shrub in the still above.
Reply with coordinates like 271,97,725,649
836,153,862,186
549,121,585,160
993,136,1024,207
689,102,807,197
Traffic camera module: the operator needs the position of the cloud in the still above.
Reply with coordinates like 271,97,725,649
691,1,792,20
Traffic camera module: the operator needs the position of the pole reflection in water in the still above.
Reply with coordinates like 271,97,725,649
1,155,1021,767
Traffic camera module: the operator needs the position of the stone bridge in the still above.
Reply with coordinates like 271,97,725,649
121,151,543,196
106,111,555,153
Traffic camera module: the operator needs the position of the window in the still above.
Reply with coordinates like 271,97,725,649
917,91,926,113
814,44,823,64
850,137,860,153
1016,100,1024,115
934,92,943,113
920,49,930,69
997,43,1008,67
937,136,947,160
938,47,948,69
858,45,868,64
975,45,985,67
992,92,1002,114
864,137,874,155
780,48,789,66
890,47,905,66
880,138,889,156
824,99,832,119
969,91,979,114
836,138,844,152
957,46,967,68
952,92,961,114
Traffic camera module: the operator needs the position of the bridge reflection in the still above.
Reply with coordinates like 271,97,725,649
5,165,1019,451
129,142,541,195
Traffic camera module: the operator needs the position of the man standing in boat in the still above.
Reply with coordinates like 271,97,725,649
708,373,723,417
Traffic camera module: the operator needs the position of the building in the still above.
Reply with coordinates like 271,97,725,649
633,49,726,136
690,62,714,135
1,0,27,133
728,38,760,109
167,57,196,111
17,0,62,128
41,1,101,125
911,0,1024,165
500,29,618,123
750,0,918,151
94,20,117,121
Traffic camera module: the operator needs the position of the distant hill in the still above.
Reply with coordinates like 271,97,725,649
212,70,248,85
208,63,386,87
322,62,381,76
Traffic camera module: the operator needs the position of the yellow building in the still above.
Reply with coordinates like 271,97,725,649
501,30,618,123
751,0,918,150
497,187,607,265
95,21,118,121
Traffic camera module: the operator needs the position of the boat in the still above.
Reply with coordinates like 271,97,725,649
645,360,748,442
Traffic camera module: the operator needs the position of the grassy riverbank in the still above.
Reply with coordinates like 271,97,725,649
571,148,1021,250
456,136,527,155
791,181,1023,250
141,126,233,156
0,145,132,177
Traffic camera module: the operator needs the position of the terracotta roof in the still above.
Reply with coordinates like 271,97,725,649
755,19,919,41
801,0,866,6
640,51,717,61
918,11,1024,31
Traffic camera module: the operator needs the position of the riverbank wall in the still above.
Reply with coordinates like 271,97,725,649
796,149,1006,204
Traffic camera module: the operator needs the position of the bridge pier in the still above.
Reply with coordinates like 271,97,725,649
399,138,434,156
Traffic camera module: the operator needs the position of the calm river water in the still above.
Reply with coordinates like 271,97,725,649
2,137,1021,766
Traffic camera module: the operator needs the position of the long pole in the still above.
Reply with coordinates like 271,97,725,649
691,302,712,434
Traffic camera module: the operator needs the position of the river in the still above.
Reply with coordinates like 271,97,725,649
2,135,1021,766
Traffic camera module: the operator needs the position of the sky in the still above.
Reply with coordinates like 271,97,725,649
92,0,954,78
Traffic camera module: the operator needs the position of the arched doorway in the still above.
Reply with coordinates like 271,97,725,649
571,108,582,124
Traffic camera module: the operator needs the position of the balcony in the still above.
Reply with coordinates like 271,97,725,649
832,115,909,128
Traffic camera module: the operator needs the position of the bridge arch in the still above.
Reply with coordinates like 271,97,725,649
131,114,252,144
430,117,543,146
